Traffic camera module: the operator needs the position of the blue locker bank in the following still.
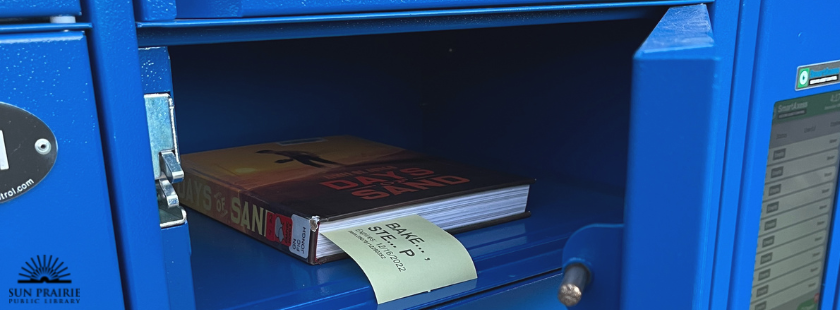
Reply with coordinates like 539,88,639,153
1,0,838,309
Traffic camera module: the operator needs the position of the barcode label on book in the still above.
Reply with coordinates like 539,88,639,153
290,214,310,258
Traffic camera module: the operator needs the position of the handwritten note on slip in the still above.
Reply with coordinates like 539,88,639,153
321,215,477,304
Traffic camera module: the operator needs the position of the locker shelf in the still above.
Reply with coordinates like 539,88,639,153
134,0,705,46
188,179,621,309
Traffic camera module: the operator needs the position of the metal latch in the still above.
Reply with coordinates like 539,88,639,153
144,93,184,216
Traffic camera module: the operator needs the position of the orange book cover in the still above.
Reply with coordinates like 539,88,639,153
174,136,533,264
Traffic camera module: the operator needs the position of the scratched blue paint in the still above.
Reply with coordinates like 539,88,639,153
133,0,177,21
138,47,173,94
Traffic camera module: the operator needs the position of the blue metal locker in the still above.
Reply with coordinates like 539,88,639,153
5,0,840,309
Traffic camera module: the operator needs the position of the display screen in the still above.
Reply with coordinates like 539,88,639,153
751,90,840,310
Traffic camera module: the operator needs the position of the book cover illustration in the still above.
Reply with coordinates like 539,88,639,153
175,136,532,263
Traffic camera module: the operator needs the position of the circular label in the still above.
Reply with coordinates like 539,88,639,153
0,102,57,203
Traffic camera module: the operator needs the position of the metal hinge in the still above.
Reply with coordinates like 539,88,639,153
144,93,186,227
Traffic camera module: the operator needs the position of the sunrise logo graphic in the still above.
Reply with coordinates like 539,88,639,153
18,255,71,283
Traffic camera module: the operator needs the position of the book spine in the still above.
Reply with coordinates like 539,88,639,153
174,170,317,264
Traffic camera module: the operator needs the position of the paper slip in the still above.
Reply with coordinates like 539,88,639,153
321,215,477,304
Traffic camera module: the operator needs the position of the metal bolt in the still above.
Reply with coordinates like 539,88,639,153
34,139,51,155
558,263,590,307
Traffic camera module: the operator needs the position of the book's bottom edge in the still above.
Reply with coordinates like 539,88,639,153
313,210,532,264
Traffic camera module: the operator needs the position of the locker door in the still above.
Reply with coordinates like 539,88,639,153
623,4,724,309
555,5,728,310
0,32,125,308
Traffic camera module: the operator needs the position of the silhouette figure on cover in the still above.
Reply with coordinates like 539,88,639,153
256,150,342,168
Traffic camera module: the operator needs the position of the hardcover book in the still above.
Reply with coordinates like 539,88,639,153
175,136,534,264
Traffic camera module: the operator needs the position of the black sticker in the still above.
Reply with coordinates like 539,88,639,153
762,236,775,247
0,103,57,203
758,269,771,281
766,202,779,213
760,253,773,264
756,285,769,297
764,219,777,231
770,166,784,178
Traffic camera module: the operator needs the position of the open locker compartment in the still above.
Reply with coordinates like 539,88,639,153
157,4,723,309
